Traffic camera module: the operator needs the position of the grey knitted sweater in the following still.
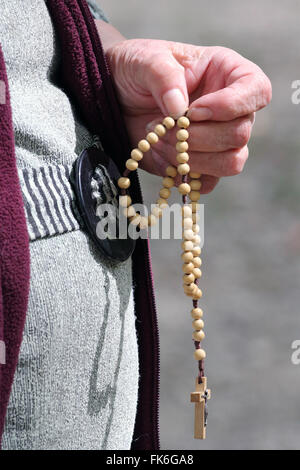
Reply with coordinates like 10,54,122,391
1,0,139,450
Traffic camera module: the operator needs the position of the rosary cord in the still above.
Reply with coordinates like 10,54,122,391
117,114,206,389
182,173,204,385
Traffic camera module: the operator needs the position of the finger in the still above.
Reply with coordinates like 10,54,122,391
148,114,254,152
198,175,220,194
138,149,167,176
187,63,272,122
159,146,249,178
141,52,189,118
188,115,254,152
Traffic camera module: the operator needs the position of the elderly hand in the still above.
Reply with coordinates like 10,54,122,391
105,37,271,193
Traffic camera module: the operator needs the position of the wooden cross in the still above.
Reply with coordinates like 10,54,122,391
190,376,211,439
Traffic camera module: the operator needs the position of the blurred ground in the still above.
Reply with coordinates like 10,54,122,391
99,0,300,450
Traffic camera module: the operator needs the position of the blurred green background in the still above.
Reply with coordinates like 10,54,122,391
99,0,300,450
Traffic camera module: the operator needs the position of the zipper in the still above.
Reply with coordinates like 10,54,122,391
136,174,160,450
145,239,161,450
77,0,161,450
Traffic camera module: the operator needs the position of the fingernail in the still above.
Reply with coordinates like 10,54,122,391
187,107,213,121
162,89,187,119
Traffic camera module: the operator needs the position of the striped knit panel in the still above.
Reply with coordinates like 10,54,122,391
18,163,118,242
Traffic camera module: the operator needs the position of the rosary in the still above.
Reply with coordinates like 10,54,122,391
117,114,211,440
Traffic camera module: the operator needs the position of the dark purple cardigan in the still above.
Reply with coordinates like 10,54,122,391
0,0,160,450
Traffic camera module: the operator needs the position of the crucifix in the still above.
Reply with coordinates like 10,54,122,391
190,376,211,439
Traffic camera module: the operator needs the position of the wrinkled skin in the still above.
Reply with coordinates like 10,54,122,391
106,38,272,193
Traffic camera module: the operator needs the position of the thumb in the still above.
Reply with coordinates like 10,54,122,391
144,52,189,118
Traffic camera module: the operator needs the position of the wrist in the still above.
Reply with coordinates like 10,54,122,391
94,19,126,54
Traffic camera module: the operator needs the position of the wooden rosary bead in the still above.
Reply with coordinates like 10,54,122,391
118,177,131,189
139,216,149,229
148,214,157,226
154,124,166,137
192,289,203,300
166,165,177,177
163,177,175,188
130,214,141,226
185,291,193,298
156,198,168,208
178,183,191,195
194,348,206,361
146,132,159,144
177,116,190,129
193,268,202,279
189,190,201,202
176,152,189,164
182,205,192,218
131,148,143,161
192,246,201,256
184,282,197,294
183,262,195,274
163,116,175,129
177,163,190,175
190,179,202,190
138,139,151,153
123,206,136,218
183,218,193,229
176,129,189,141
190,172,201,179
193,319,204,331
159,188,171,199
119,195,132,208
191,308,203,319
126,159,139,171
191,285,199,295
193,330,205,342
193,235,201,246
183,229,194,241
187,293,198,299
176,141,188,153
181,251,194,263
183,273,195,284
182,240,194,251
152,206,163,218
187,290,198,298
193,257,202,268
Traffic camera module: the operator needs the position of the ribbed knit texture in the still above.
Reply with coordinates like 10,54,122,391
1,0,139,450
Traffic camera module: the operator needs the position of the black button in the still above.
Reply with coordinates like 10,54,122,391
73,145,136,263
